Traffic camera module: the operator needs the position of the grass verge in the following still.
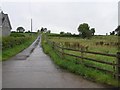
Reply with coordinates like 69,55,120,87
2,36,37,61
41,34,119,87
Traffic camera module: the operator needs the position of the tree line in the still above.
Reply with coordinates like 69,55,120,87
14,23,120,38
110,26,120,36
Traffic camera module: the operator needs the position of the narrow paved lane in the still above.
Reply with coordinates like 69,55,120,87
3,36,109,88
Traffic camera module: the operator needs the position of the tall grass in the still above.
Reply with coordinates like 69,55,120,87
48,35,118,54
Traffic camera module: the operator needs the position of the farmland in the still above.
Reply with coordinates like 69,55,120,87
48,35,118,53
42,34,120,86
2,32,38,61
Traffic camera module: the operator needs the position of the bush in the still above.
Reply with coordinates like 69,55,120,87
10,33,25,37
2,36,31,51
48,33,80,37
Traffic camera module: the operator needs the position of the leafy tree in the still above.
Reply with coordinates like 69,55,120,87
112,31,115,35
91,28,95,35
44,28,47,32
78,23,92,38
25,30,30,33
28,30,30,32
40,27,47,33
46,30,51,34
110,31,115,35
66,32,72,35
86,30,92,38
73,33,76,36
16,27,25,33
115,25,120,36
37,29,40,32
40,27,44,32
60,31,65,34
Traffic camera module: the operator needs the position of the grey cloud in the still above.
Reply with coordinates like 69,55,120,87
1,2,118,35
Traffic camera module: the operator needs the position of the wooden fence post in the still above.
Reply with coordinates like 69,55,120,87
62,47,64,58
113,61,116,78
45,34,47,41
52,42,55,50
117,52,120,80
81,48,84,64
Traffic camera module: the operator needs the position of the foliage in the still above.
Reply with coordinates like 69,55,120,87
91,28,95,35
2,33,37,61
25,30,31,33
78,23,95,38
48,33,80,37
16,26,25,33
2,36,30,51
78,23,90,33
40,27,44,32
60,31,65,34
115,25,120,36
2,33,38,51
46,30,51,34
37,30,40,32
78,23,90,38
10,33,25,37
65,32,72,35
40,27,47,33
110,31,115,35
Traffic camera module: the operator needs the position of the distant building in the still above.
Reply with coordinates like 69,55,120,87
0,11,12,36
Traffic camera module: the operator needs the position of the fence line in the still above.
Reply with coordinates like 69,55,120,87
55,43,117,57
46,39,120,80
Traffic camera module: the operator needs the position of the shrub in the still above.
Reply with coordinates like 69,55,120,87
10,33,25,37
2,36,31,51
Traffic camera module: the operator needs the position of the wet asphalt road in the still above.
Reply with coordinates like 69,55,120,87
2,36,109,88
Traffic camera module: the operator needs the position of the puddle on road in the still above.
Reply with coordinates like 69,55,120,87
13,55,29,60
29,37,41,55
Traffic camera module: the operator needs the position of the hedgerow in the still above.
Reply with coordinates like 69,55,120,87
10,33,25,37
2,36,31,51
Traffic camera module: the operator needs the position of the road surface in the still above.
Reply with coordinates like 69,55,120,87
2,36,110,88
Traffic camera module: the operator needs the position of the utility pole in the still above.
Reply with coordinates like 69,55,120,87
31,18,32,32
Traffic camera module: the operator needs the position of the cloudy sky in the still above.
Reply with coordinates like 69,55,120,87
0,0,119,35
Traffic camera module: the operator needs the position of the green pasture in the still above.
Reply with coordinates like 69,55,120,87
42,34,119,87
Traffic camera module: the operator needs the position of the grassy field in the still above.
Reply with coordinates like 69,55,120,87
48,35,118,53
2,33,38,61
48,35,118,70
42,34,119,87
